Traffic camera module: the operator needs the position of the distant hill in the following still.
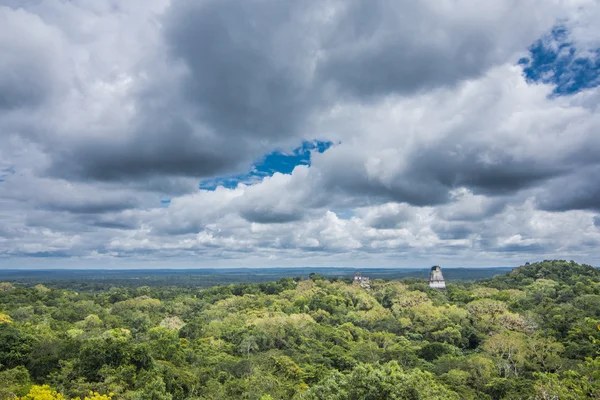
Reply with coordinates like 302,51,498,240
482,259,600,289
0,266,514,289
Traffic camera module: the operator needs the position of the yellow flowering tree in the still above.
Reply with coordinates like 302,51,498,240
19,385,65,400
19,386,113,400
0,312,12,324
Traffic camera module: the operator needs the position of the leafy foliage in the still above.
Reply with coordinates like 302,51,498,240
0,261,599,399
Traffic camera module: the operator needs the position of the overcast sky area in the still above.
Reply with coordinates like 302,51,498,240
2,0,600,269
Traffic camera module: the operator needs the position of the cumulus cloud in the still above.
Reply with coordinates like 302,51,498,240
293,64,600,209
1,0,600,266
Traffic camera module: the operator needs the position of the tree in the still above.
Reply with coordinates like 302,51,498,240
0,324,35,370
0,366,31,399
0,313,12,324
306,361,459,400
483,332,529,377
129,377,172,400
239,335,259,358
0,282,15,292
528,335,565,373
18,385,65,400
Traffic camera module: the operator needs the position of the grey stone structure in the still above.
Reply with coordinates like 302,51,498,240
428,265,446,289
353,271,370,289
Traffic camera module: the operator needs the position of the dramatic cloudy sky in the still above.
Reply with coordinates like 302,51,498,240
2,0,600,268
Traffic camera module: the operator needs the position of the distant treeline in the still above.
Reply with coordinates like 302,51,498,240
0,267,514,290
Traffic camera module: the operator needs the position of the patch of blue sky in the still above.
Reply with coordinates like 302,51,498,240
332,208,355,220
199,140,332,191
519,25,600,96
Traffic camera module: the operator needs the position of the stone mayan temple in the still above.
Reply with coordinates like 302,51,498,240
428,266,446,289
353,271,370,289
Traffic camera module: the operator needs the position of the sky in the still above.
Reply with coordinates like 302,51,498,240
1,0,600,269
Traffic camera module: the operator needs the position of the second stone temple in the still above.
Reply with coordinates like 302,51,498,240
428,265,446,289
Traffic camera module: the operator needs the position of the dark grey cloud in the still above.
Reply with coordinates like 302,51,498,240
163,0,318,140
536,166,600,211
408,146,566,197
493,243,547,253
44,198,137,214
153,217,212,236
0,173,146,216
49,117,247,182
332,179,449,207
91,221,137,230
314,143,563,209
0,7,65,111
316,0,497,97
433,223,474,240
0,224,10,238
14,250,72,258
0,68,49,111
315,147,450,207
368,217,407,230
595,216,600,228
474,235,548,254
362,205,414,230
86,212,142,231
440,200,507,222
240,208,304,224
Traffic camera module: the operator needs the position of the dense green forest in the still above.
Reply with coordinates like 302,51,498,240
1,260,599,399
